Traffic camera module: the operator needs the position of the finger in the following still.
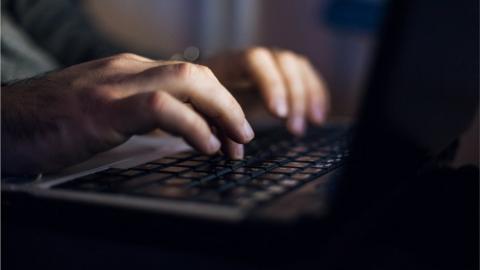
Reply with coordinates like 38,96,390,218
243,47,289,118
116,53,156,63
274,51,307,136
86,53,189,80
110,91,221,155
218,129,244,160
204,117,244,160
120,63,255,144
299,57,329,124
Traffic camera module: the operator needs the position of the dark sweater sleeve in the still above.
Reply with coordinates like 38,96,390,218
3,0,123,66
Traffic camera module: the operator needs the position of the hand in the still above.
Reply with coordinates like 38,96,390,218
2,53,254,176
203,47,329,136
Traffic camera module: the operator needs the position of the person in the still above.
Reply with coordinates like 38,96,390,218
1,0,329,176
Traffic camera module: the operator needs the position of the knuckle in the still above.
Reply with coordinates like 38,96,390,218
102,55,129,68
264,77,283,92
292,96,306,110
196,64,214,76
171,62,196,79
83,85,117,101
148,91,169,113
208,93,237,120
101,53,140,68
277,50,296,62
115,52,140,60
246,46,269,59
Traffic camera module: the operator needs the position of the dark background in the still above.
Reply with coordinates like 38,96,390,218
81,0,478,167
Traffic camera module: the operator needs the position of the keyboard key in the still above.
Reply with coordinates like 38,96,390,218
247,161,276,169
197,174,217,182
311,163,330,169
202,168,232,178
175,160,203,167
270,167,297,174
261,173,285,180
197,179,229,189
264,157,290,164
247,178,272,188
204,156,224,163
295,156,318,162
179,171,208,179
132,163,161,171
291,173,311,181
158,166,188,174
282,162,310,168
192,155,210,161
150,157,177,165
168,152,196,159
280,179,299,187
309,150,330,157
222,173,248,181
236,167,265,176
225,186,249,197
299,167,324,174
317,162,335,169
216,159,245,168
195,164,228,173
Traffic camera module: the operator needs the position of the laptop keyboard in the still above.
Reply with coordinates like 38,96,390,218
54,126,350,208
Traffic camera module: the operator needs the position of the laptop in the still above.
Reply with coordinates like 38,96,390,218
2,0,477,225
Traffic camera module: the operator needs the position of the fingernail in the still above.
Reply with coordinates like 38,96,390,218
312,106,324,124
208,135,221,152
275,99,288,117
290,116,305,136
242,120,255,141
232,144,244,160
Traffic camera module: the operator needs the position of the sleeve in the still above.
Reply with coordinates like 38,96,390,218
2,0,124,66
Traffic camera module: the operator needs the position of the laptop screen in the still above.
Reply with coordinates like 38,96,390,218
334,0,478,216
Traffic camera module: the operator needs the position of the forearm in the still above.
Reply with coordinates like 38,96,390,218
1,79,68,176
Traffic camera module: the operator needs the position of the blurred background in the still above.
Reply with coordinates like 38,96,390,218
83,0,383,118
81,0,477,165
